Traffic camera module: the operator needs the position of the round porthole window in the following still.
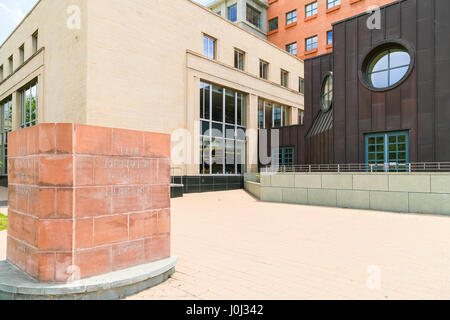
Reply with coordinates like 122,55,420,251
321,74,333,112
364,43,412,90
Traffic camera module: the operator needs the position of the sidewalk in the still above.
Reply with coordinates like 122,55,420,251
128,190,450,300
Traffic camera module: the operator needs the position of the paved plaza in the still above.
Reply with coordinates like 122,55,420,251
130,190,450,300
1,190,449,299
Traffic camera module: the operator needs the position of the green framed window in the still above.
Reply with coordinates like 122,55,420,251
273,147,295,167
366,131,409,172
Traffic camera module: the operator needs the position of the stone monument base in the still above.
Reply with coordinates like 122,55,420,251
0,256,177,300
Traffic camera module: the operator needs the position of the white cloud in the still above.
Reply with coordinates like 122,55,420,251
0,3,24,24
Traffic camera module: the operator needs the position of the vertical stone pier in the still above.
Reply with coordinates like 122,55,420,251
6,124,172,284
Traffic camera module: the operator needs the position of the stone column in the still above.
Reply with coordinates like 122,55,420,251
246,93,259,173
7,124,171,282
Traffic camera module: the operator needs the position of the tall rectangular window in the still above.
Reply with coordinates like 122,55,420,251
286,10,297,25
246,5,261,28
268,17,278,31
8,56,13,75
19,44,25,65
21,80,38,128
234,49,245,70
327,31,333,45
305,2,318,17
299,77,305,94
259,60,268,80
305,35,318,51
228,4,237,22
0,65,3,82
0,97,12,175
203,35,216,60
327,0,340,9
281,70,289,88
258,99,291,129
286,42,297,55
200,81,247,175
32,30,38,53
298,109,305,125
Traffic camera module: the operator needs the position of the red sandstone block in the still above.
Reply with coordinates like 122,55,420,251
38,124,56,154
56,188,73,219
55,253,73,282
129,211,157,240
26,125,40,155
75,247,112,279
143,185,153,211
29,187,55,219
75,218,93,249
38,252,56,282
94,215,128,246
37,220,73,251
144,132,170,159
7,237,27,271
75,156,94,186
9,157,35,185
111,186,144,214
112,240,145,271
26,247,39,279
75,125,113,156
8,129,27,157
8,184,17,212
112,128,144,157
151,184,170,210
75,187,111,217
38,156,73,186
94,157,130,186
144,234,170,263
56,123,74,154
129,159,156,185
158,209,171,234
158,159,171,184
7,131,19,157
22,214,38,247
16,186,30,214
7,210,23,240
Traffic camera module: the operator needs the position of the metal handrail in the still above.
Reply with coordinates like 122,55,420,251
261,162,450,173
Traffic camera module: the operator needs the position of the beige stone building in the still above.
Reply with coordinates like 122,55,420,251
0,0,304,183
208,0,269,39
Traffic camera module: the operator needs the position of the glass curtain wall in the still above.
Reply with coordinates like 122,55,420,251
0,98,12,175
200,81,247,175
258,99,291,129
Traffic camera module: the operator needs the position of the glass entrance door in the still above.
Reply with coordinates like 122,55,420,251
366,131,409,172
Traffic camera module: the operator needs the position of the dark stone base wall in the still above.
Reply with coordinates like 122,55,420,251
172,175,243,194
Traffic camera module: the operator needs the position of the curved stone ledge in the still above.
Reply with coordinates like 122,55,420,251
0,257,178,300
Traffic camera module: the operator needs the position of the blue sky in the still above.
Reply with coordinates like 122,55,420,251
0,0,213,44
0,0,39,44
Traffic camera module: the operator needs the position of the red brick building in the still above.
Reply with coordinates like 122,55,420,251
267,0,397,59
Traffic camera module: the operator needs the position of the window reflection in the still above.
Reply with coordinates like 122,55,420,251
367,47,411,89
200,81,247,175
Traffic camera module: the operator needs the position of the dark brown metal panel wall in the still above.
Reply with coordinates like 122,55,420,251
282,0,449,166
333,22,346,164
330,0,449,163
434,0,450,161
416,0,435,161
